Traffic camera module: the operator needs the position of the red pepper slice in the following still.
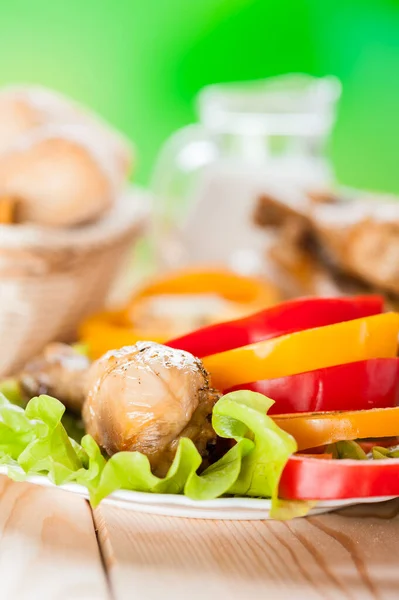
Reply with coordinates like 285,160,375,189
226,358,399,414
168,295,383,358
280,455,399,500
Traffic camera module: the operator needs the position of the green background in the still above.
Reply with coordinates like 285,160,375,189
1,0,399,193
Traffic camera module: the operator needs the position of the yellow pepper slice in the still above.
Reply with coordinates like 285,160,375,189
203,313,399,390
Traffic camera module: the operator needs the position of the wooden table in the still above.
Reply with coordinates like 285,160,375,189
1,475,398,600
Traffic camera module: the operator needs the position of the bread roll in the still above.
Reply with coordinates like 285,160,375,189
0,85,134,178
0,124,119,227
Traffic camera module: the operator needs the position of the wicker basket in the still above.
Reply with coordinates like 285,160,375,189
0,186,149,376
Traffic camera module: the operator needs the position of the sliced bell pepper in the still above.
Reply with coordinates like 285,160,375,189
168,295,383,358
203,312,399,390
78,310,167,360
280,454,399,500
0,197,14,224
79,268,279,359
273,407,399,451
124,268,279,324
225,358,399,413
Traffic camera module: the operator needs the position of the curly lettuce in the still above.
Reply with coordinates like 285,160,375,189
0,389,298,513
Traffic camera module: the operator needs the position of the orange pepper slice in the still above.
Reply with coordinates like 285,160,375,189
0,197,14,224
78,310,167,360
80,269,279,359
123,268,279,324
203,313,399,390
274,408,399,451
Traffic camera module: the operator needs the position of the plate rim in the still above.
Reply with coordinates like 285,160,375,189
0,466,396,519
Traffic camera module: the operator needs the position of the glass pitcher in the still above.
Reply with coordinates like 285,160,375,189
151,73,341,275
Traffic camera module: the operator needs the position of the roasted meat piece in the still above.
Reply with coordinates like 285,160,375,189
254,186,399,303
309,195,399,295
19,342,90,413
18,341,219,476
83,342,219,476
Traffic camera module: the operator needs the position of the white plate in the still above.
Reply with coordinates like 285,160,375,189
0,466,395,519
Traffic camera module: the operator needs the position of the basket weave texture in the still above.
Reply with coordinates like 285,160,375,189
0,186,148,375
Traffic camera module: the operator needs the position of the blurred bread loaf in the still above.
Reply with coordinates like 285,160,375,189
0,85,133,176
0,124,121,227
0,85,134,227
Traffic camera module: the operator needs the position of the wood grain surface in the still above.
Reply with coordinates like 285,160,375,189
0,476,109,600
95,499,399,600
1,474,398,600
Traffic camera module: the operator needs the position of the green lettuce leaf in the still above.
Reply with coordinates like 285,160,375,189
0,393,36,459
87,391,296,506
0,378,86,442
210,392,297,501
17,395,83,485
0,389,298,514
270,498,316,520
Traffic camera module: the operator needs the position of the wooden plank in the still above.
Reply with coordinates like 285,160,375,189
0,476,110,600
95,499,399,600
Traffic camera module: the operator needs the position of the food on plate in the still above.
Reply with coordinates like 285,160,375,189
19,342,91,414
19,341,219,476
254,187,399,305
279,454,399,500
80,268,279,359
202,312,399,390
169,294,383,358
0,385,298,512
0,84,134,227
226,358,399,413
273,407,399,451
2,293,399,517
83,342,219,476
